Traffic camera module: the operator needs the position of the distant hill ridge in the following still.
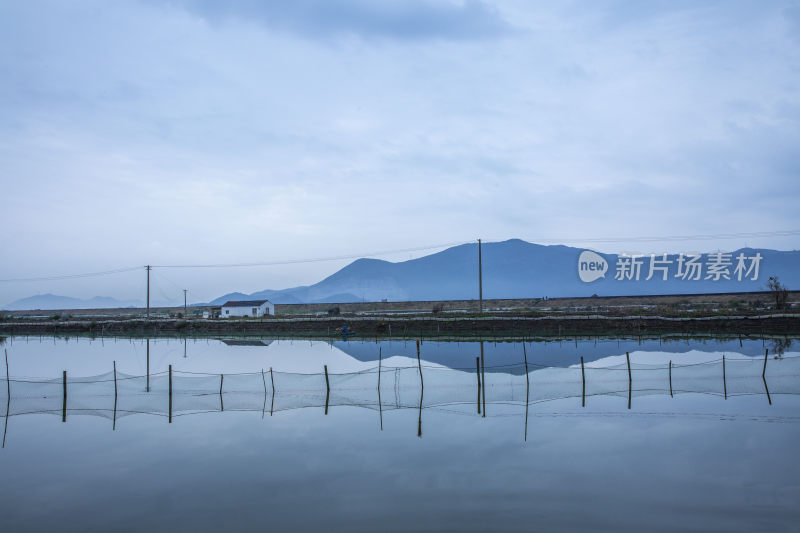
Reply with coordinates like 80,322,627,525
2,293,143,311
5,240,797,309
210,239,800,305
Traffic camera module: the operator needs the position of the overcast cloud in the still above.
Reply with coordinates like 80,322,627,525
1,0,798,305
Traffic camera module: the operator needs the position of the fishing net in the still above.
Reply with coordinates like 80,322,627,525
1,356,798,421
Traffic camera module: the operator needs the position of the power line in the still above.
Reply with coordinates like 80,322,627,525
1,230,797,283
0,241,466,283
0,266,142,283
518,230,800,245
152,241,469,269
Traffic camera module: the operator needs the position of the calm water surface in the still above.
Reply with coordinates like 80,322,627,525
0,336,798,532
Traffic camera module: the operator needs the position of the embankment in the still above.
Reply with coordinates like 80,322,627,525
1,313,798,338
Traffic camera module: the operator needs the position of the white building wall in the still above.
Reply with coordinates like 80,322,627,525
221,302,274,318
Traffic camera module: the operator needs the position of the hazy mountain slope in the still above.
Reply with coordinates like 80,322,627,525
10,241,798,309
212,239,800,304
3,293,143,310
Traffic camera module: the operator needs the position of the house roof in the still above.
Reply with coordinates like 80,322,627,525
221,300,271,307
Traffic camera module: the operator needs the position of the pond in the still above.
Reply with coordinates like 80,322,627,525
1,335,798,532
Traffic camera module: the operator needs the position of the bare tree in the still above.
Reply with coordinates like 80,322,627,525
767,276,789,310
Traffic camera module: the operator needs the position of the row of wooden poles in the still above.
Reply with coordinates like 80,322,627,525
578,349,773,409
5,344,775,439
13,339,428,434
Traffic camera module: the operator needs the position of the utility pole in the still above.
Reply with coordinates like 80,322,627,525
183,289,187,316
478,239,483,314
146,265,152,318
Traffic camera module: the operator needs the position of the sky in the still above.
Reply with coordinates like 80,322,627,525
1,0,799,306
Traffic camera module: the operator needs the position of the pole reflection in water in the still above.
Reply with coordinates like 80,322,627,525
2,353,797,441
1,335,799,533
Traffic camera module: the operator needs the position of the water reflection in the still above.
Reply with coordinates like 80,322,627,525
1,333,797,376
1,336,799,532
3,342,798,446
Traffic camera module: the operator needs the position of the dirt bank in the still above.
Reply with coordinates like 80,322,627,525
1,313,797,338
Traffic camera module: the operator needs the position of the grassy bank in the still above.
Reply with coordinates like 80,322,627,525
1,313,798,339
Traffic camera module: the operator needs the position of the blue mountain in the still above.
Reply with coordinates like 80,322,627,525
2,293,143,310
213,239,800,304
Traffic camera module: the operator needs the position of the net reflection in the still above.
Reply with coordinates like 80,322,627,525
3,352,798,446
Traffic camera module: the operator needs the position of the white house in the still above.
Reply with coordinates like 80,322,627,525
220,300,275,318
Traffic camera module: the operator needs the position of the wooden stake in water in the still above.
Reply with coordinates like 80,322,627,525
219,374,224,412
4,349,9,401
762,346,772,405
168,364,173,423
324,365,330,415
3,349,10,447
113,361,117,431
146,338,150,393
669,360,673,398
626,352,632,410
722,355,727,400
261,369,267,419
763,374,772,405
480,341,486,417
62,370,67,423
270,367,275,416
523,344,529,442
378,347,383,431
416,340,423,389
476,356,481,415
523,344,529,391
417,385,423,439
580,356,586,407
